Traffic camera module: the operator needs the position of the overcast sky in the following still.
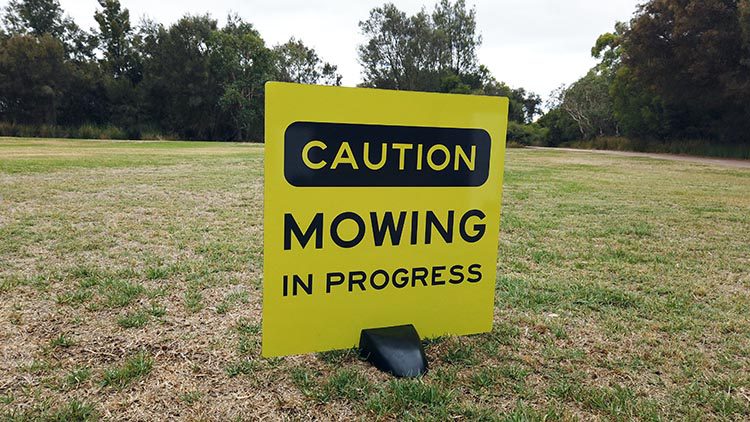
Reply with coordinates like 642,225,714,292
47,0,641,100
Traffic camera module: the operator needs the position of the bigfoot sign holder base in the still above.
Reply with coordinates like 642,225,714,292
359,324,428,378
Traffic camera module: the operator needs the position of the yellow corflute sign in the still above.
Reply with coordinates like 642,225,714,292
263,82,508,357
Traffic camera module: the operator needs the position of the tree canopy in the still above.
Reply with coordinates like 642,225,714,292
0,0,343,140
0,0,540,140
358,1,540,123
542,0,750,149
5,0,742,153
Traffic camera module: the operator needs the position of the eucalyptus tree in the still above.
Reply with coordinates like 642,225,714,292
273,38,341,86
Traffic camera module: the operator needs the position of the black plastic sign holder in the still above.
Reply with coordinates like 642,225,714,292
359,324,428,378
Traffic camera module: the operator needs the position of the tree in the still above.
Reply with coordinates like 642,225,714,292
543,2,750,146
591,21,628,72
94,0,135,79
358,1,483,91
513,87,542,123
537,107,578,145
57,59,108,127
2,0,95,60
550,70,618,139
91,0,144,134
358,3,439,90
431,0,480,76
476,67,540,123
0,34,68,124
608,65,673,139
2,0,66,36
591,21,669,140
357,0,541,118
141,15,221,139
138,14,278,140
622,0,750,142
1,1,541,141
742,1,750,62
273,38,341,85
211,15,275,140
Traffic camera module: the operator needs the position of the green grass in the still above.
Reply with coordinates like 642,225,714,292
102,352,153,388
49,333,76,348
62,367,91,389
317,348,359,365
549,379,661,420
0,138,748,419
442,338,478,366
320,368,373,403
99,279,146,309
225,359,259,377
216,289,249,314
183,284,204,313
116,310,150,329
147,303,167,317
178,390,202,405
236,318,261,356
13,400,97,421
367,379,455,418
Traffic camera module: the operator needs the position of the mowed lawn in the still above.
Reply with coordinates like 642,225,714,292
1,138,748,420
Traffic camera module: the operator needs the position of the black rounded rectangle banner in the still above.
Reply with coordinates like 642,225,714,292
284,122,491,187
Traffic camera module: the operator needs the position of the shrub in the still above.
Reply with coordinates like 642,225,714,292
507,122,550,146
0,122,170,141
74,124,99,140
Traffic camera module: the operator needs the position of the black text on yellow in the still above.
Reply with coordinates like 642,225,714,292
283,209,486,250
284,122,491,187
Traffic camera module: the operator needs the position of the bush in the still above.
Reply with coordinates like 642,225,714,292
140,125,177,140
537,108,580,146
0,121,19,137
99,125,128,140
507,122,549,147
0,122,168,141
75,124,99,140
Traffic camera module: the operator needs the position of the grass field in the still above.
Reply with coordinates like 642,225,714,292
1,137,749,421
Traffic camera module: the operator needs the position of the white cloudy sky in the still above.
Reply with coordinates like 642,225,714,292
48,0,641,100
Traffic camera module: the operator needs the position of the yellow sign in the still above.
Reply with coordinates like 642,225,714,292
263,82,508,357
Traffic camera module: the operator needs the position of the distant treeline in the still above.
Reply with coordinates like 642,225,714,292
1,0,748,157
538,0,750,157
0,0,342,141
0,0,541,141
